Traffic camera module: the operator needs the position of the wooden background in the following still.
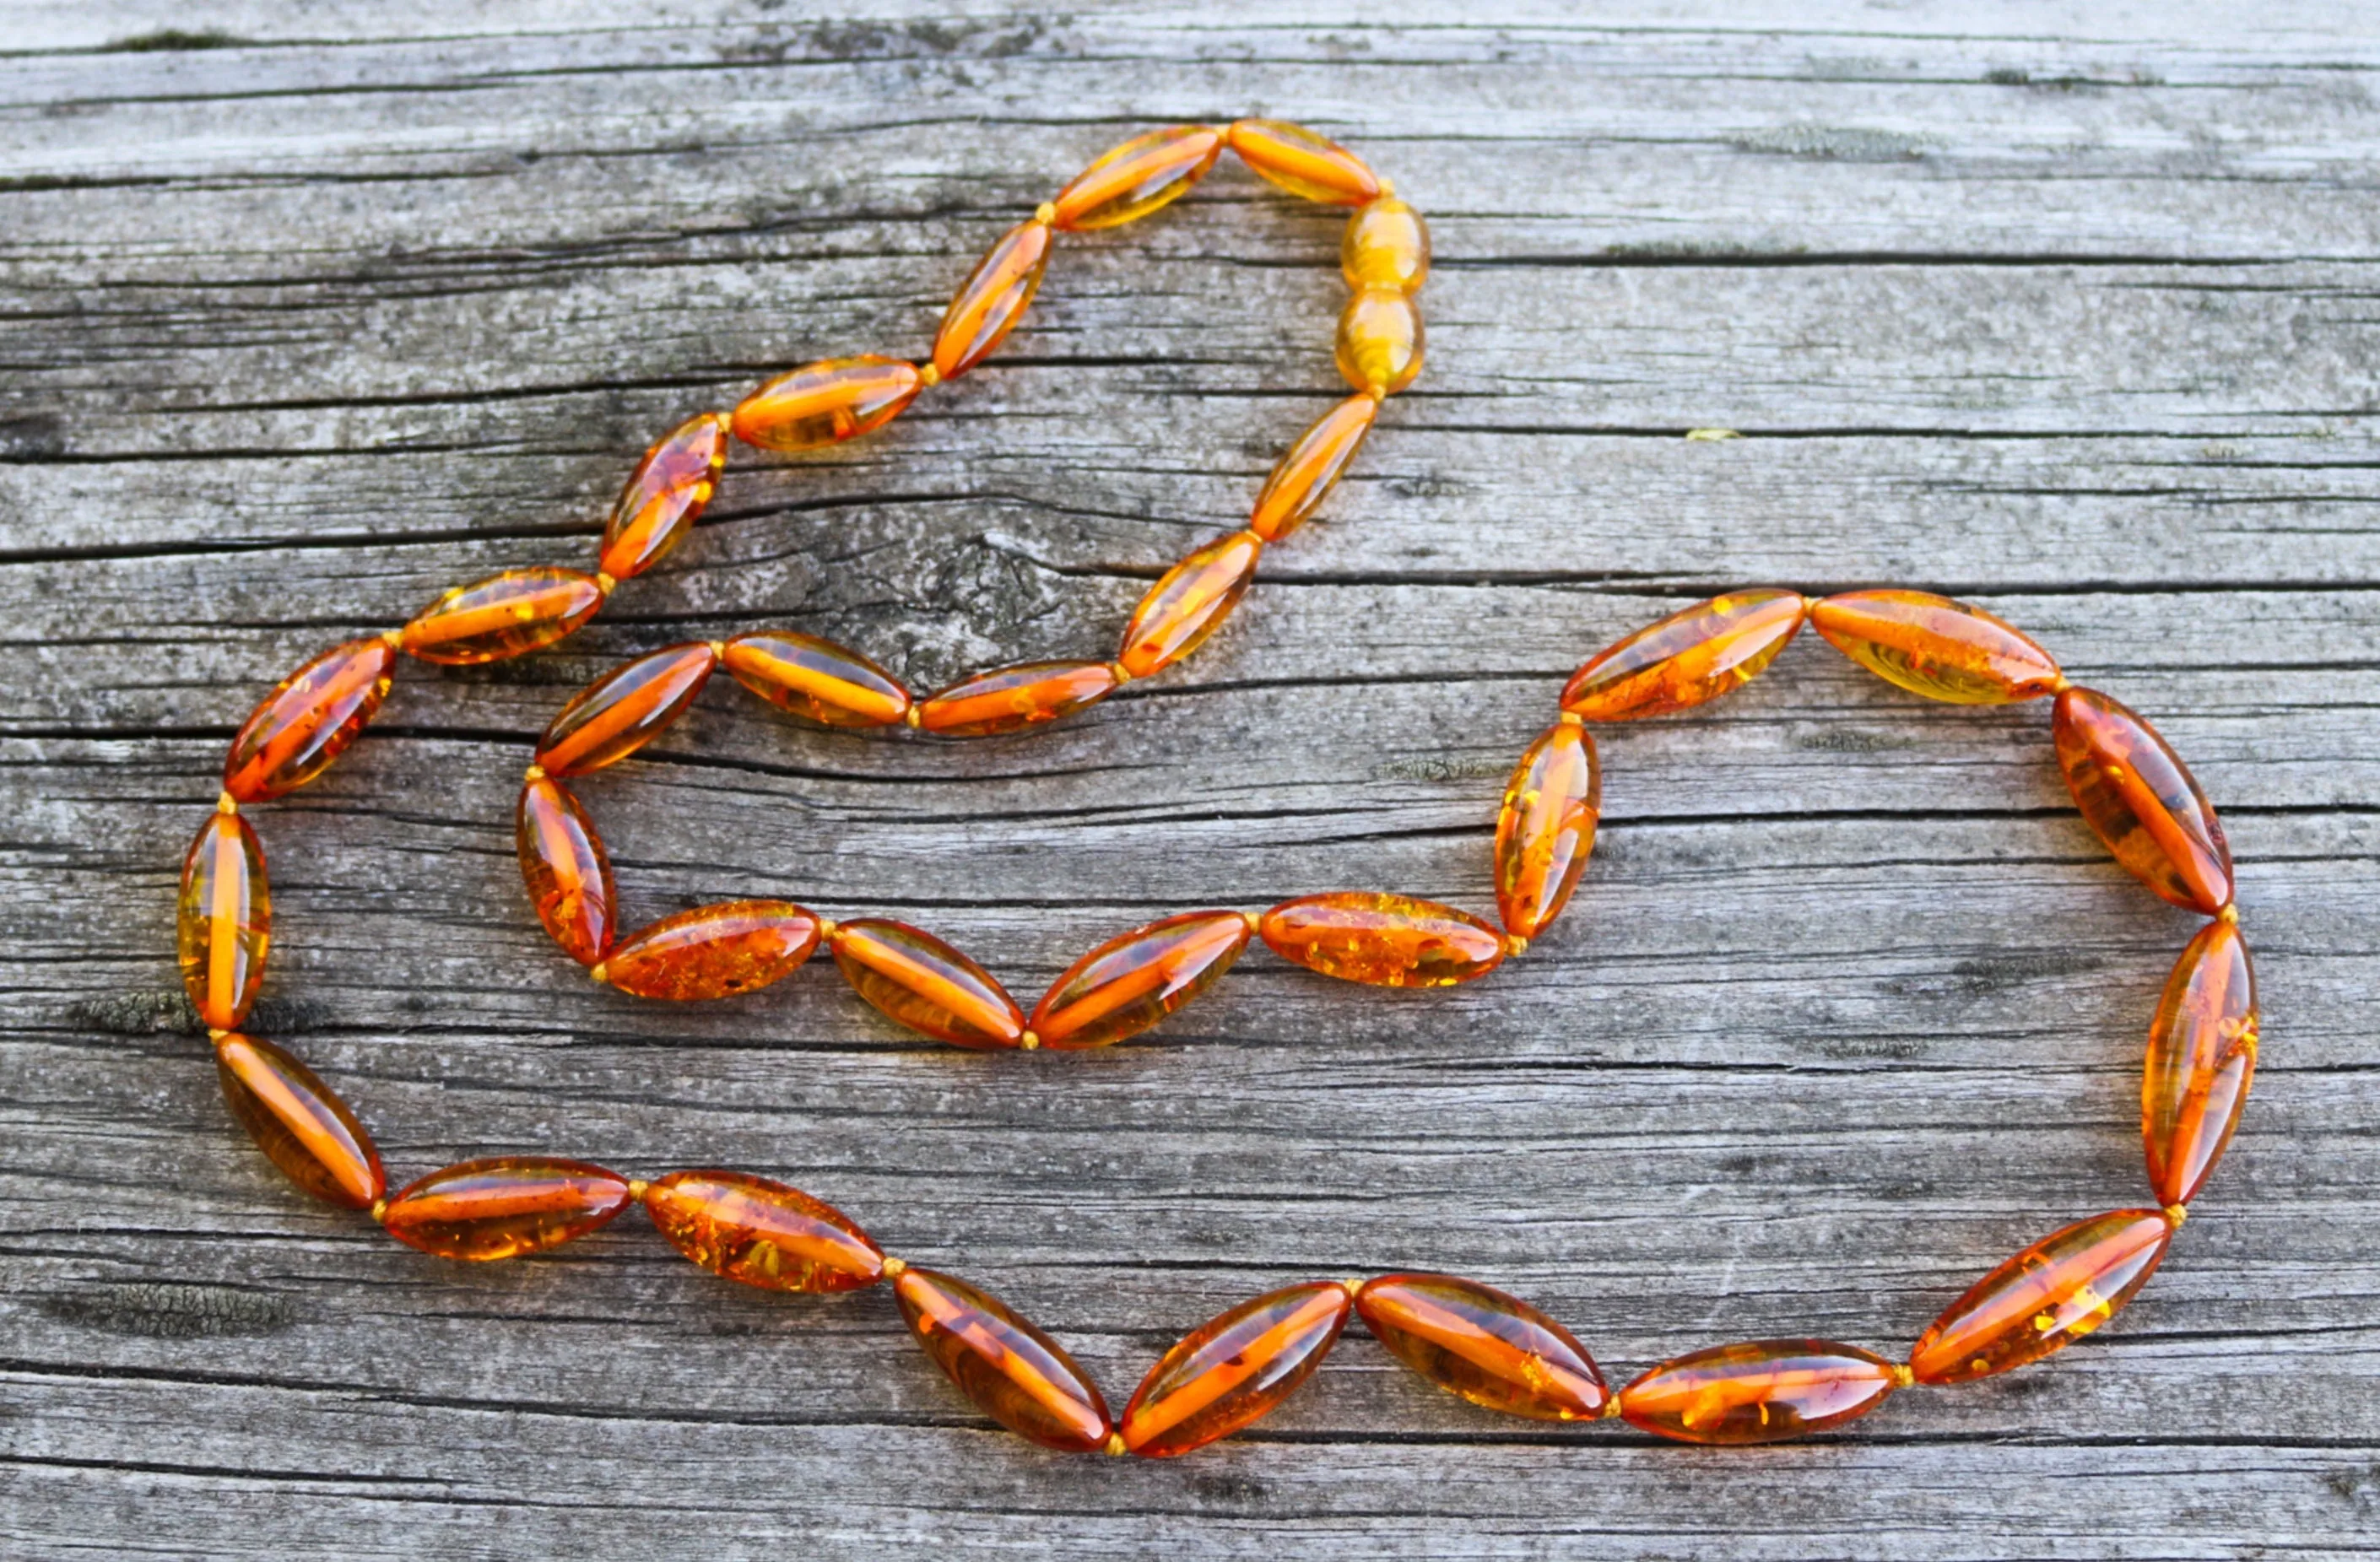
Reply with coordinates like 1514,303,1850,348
3,3,2377,1555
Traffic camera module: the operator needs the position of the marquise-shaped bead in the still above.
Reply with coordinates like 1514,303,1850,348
1052,124,1224,230
598,412,730,580
1343,197,1430,293
178,810,269,1030
830,919,1025,1049
1259,891,1506,988
222,637,397,803
1118,530,1262,678
1122,1281,1353,1458
1909,1208,2174,1385
1029,910,1251,1051
1335,287,1423,397
895,1268,1114,1452
1810,588,2062,705
2145,918,2258,1206
918,661,1119,738
1492,721,1601,940
1561,590,1807,722
600,900,821,1001
643,1170,884,1292
535,642,717,776
1226,119,1381,205
933,219,1051,381
731,356,922,453
398,567,605,666
722,630,911,728
516,776,615,965
2054,687,2233,913
1619,1339,1900,1445
381,1157,635,1262
215,1031,384,1209
1248,394,1378,542
1356,1273,1609,1422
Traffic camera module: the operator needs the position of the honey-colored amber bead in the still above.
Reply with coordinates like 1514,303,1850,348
1356,1273,1609,1422
2145,919,2258,1206
1561,590,1808,722
1492,722,1601,940
1341,197,1430,293
1226,119,1381,206
1117,530,1262,678
894,1267,1113,1452
830,919,1025,1049
1810,588,2062,705
381,1157,635,1262
1121,1280,1352,1458
1259,891,1506,988
601,900,821,1002
2054,687,2233,913
178,810,269,1031
215,1031,384,1209
1248,394,1377,542
918,661,1120,738
535,642,717,777
399,567,605,666
722,630,911,728
643,1169,884,1292
222,637,397,803
731,356,922,453
1910,1208,2174,1385
598,411,730,580
1052,124,1225,231
1335,286,1424,397
933,219,1052,381
516,776,615,965
1619,1340,1900,1445
1029,910,1251,1051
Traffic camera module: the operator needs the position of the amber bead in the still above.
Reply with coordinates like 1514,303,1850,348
1342,197,1430,293
2053,687,2233,913
381,1157,635,1262
1619,1340,1900,1445
535,642,717,777
516,776,615,965
933,219,1051,381
1335,287,1424,397
1492,722,1601,940
1029,910,1251,1051
598,411,730,580
2145,919,2258,1206
178,810,269,1031
1561,590,1808,722
643,1170,883,1292
894,1268,1113,1452
1052,124,1225,230
731,356,922,453
1910,1208,2174,1385
1259,892,1506,988
215,1032,384,1210
722,630,911,728
222,638,397,803
1356,1273,1608,1422
918,661,1120,738
1810,588,2062,705
600,900,821,1002
398,567,605,666
1226,119,1381,206
1121,1281,1352,1458
1118,530,1263,678
830,919,1024,1048
1248,394,1377,542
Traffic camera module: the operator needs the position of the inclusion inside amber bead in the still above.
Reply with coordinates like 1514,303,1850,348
2144,918,2258,1207
178,809,270,1031
398,567,606,666
643,1170,884,1292
598,411,730,581
535,642,717,777
1122,1280,1352,1458
1357,1273,1608,1422
1029,910,1251,1051
381,1157,635,1262
1810,588,2062,705
1492,721,1600,940
516,776,616,965
722,630,911,728
1561,590,1807,722
731,357,922,453
1335,286,1424,397
1052,124,1225,231
215,1031,384,1210
895,1268,1114,1452
1118,530,1262,678
1619,1339,1901,1446
1259,891,1506,988
600,900,821,1002
918,661,1120,738
2053,686,2233,914
222,637,397,803
830,919,1025,1049
1248,393,1378,542
933,219,1051,381
1225,119,1382,206
1909,1208,2174,1385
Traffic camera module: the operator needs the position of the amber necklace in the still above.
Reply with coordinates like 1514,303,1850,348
176,122,2256,1457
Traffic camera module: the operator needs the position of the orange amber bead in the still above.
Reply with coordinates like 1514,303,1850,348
1248,393,1377,542
1052,124,1224,230
1118,530,1262,678
215,1032,384,1209
1029,910,1251,1051
1910,1208,2174,1385
918,661,1120,738
1561,590,1807,722
829,919,1025,1049
731,356,922,453
1226,119,1381,205
1259,892,1506,988
1341,197,1430,293
222,637,396,803
399,567,605,666
178,810,269,1031
895,1268,1113,1453
2145,919,2258,1206
598,411,730,581
535,642,717,776
1619,1340,1900,1445
933,219,1051,381
1122,1281,1352,1458
516,776,615,965
2054,687,2233,914
722,630,911,728
1492,722,1601,940
1810,588,2062,705
1356,1273,1608,1422
643,1169,883,1293
1335,287,1423,397
381,1157,634,1262
600,900,821,1002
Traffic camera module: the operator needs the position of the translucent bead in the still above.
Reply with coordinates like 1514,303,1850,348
1225,119,1382,205
516,776,615,965
1248,393,1378,542
534,642,717,777
598,412,730,580
933,219,1052,381
222,637,397,803
381,1157,635,1262
1810,588,2062,705
722,630,911,728
830,919,1025,1050
2145,919,2258,1206
1335,287,1423,397
1561,590,1807,722
1341,197,1429,293
731,356,922,453
398,567,605,666
1355,1273,1608,1421
894,1267,1114,1452
1909,1208,2174,1385
1492,722,1601,940
642,1169,883,1292
1052,124,1225,230
918,661,1120,738
1117,530,1262,678
1259,891,1506,988
215,1031,384,1209
1029,910,1252,1051
2054,687,2233,913
178,810,269,1031
1619,1340,1901,1445
599,900,822,1001
1121,1281,1353,1458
